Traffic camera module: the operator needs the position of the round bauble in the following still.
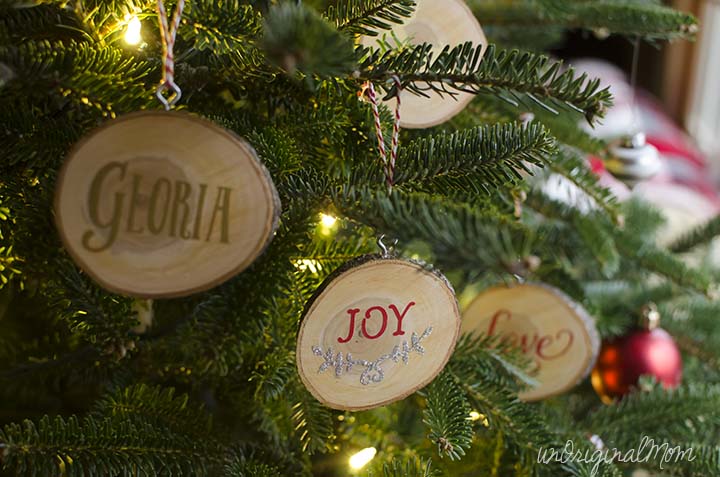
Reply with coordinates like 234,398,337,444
606,132,661,187
591,310,682,403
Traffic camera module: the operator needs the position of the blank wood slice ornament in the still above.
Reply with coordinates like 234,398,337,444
360,0,487,129
55,111,280,298
462,283,600,401
297,255,461,410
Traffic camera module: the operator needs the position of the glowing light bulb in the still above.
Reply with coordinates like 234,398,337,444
320,213,337,228
468,410,489,427
124,15,142,45
349,447,377,470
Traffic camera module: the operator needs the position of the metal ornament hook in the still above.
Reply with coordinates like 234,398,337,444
156,81,182,110
377,234,398,258
641,302,661,331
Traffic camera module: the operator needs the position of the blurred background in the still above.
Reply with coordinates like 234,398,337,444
536,0,720,242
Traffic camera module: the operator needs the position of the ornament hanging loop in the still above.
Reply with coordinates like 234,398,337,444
377,234,398,258
155,0,186,110
641,302,661,330
361,75,403,190
156,81,182,110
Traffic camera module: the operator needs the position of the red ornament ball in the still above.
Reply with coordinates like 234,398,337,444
591,325,682,403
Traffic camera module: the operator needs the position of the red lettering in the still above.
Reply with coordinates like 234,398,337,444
487,309,512,337
519,334,538,355
536,329,574,360
362,306,388,340
338,308,360,343
487,309,574,362
388,302,415,336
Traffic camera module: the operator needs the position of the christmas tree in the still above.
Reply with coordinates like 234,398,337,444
1,1,718,476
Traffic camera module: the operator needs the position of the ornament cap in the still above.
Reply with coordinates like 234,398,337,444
623,131,647,149
640,303,661,330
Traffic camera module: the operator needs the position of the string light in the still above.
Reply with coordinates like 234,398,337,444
320,213,337,228
319,213,339,236
294,259,321,274
349,447,377,470
468,410,489,427
124,15,142,45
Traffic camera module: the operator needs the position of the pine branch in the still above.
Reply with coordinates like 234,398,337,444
526,191,621,277
449,333,537,392
388,122,555,189
225,459,282,477
0,1,85,44
290,387,335,455
0,415,224,476
182,0,263,57
422,372,474,460
659,297,720,368
647,443,720,477
471,0,698,41
615,229,712,295
223,443,305,477
668,215,720,253
45,259,137,348
326,0,416,36
544,149,621,223
368,457,437,477
335,188,530,273
362,44,613,124
583,383,720,448
262,3,356,79
454,93,608,155
0,40,153,112
250,346,296,402
0,98,86,171
93,384,212,438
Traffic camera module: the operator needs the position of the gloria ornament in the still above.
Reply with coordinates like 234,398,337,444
55,111,280,298
591,304,682,403
462,283,600,401
296,250,461,411
360,0,487,129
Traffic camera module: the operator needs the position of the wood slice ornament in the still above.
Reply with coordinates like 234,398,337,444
360,0,487,129
462,283,600,401
55,111,280,298
297,254,461,410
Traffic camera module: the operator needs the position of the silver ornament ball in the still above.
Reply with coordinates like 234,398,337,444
606,132,661,187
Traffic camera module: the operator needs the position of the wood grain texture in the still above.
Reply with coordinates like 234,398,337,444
297,256,460,411
361,0,487,129
55,111,280,298
462,283,600,401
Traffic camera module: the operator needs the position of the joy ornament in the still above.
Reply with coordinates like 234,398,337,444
296,253,461,411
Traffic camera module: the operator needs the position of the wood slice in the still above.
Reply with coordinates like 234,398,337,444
55,111,280,298
361,0,487,129
462,283,600,401
297,255,461,411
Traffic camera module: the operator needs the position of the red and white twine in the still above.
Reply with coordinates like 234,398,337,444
156,0,186,109
362,76,403,189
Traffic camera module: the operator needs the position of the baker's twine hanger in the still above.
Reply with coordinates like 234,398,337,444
361,75,403,191
155,0,185,110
